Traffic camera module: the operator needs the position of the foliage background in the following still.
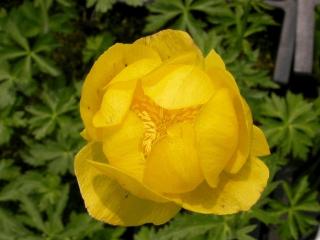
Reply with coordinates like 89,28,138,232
0,0,320,239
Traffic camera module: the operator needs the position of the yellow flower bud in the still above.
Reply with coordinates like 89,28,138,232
75,29,270,226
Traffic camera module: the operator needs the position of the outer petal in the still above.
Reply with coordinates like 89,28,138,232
143,122,203,194
165,157,269,214
93,58,161,128
135,29,203,65
205,56,239,93
142,64,215,109
75,143,180,226
251,125,270,157
80,43,160,139
102,111,145,181
81,142,171,203
195,89,238,188
205,49,226,70
206,52,255,174
225,98,252,173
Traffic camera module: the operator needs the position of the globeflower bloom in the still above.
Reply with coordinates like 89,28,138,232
75,29,270,226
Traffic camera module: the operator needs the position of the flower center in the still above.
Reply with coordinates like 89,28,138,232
131,91,200,157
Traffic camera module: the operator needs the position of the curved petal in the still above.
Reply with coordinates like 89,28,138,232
205,59,239,94
195,89,239,188
74,143,180,226
205,52,254,174
205,49,226,70
93,58,161,128
102,111,145,181
251,125,270,157
142,64,215,109
80,43,161,139
225,98,252,173
165,157,269,214
143,122,203,194
135,29,203,65
76,142,174,203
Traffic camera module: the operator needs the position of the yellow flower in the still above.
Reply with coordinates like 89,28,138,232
75,29,270,226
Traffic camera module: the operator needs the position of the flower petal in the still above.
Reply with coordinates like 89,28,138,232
205,56,239,93
135,29,203,65
205,51,254,174
195,89,239,188
142,64,215,109
205,49,226,70
84,142,171,203
225,98,252,173
92,58,161,128
143,122,203,194
74,143,180,226
102,111,145,181
81,43,161,138
251,125,270,157
165,157,269,214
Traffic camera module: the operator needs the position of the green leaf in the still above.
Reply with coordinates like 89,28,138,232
83,33,115,63
153,214,222,240
0,12,60,80
124,0,145,6
261,92,320,160
134,227,156,240
0,108,26,146
21,130,82,175
144,0,209,38
59,212,104,238
0,159,20,181
137,213,256,240
270,177,320,240
0,208,38,240
86,0,116,13
26,88,78,139
19,195,46,232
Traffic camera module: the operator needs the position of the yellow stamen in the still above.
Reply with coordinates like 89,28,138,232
131,91,200,157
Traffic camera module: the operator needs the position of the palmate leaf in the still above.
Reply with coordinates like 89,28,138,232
0,18,60,83
206,0,275,56
134,213,256,240
260,93,320,160
145,0,218,42
9,1,74,37
86,0,145,13
25,88,78,139
21,130,83,175
269,177,320,240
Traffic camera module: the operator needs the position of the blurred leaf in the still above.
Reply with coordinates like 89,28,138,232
87,0,116,12
134,227,156,240
0,208,39,240
0,159,21,181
